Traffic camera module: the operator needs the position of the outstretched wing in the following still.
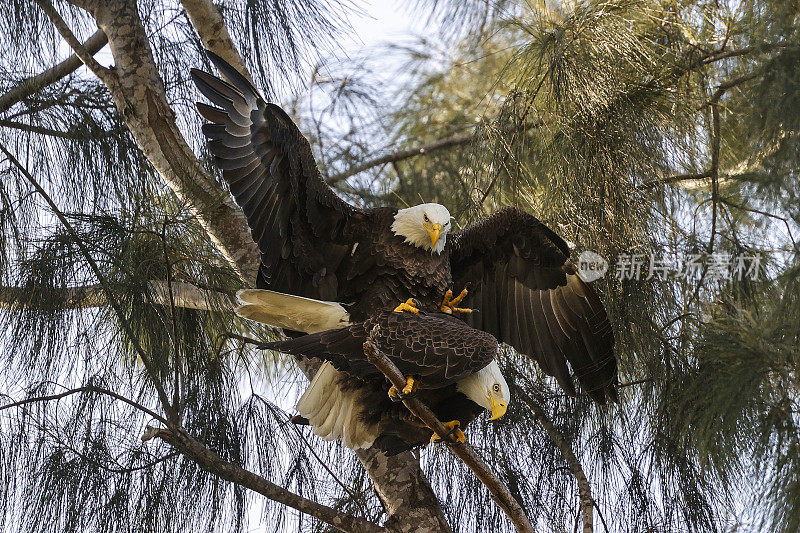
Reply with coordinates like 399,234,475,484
448,206,617,403
191,51,361,301
262,312,497,389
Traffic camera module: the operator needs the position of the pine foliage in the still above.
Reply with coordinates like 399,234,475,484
1,0,799,531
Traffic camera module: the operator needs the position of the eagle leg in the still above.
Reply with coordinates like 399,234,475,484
393,298,420,314
430,420,466,444
440,288,472,315
388,376,418,402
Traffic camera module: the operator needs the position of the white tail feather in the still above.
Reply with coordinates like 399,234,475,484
235,289,350,333
296,362,379,449
234,290,373,448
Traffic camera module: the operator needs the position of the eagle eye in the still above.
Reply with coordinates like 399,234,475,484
423,214,430,222
492,384,501,393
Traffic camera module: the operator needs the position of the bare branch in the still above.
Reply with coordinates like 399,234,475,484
638,171,712,190
0,385,169,425
55,0,261,281
33,0,115,86
179,0,255,86
0,281,232,311
326,120,543,185
0,118,120,139
0,29,107,114
519,395,594,533
327,132,476,185
143,426,385,533
363,337,535,533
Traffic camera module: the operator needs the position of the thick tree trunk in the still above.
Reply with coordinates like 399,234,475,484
75,0,261,282
357,449,454,533
59,1,454,530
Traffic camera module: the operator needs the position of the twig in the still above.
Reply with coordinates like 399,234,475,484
0,385,169,425
719,197,796,247
519,395,594,533
362,337,535,533
0,29,107,114
638,171,712,190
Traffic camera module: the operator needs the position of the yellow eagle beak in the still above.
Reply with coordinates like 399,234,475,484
488,395,508,421
426,223,442,248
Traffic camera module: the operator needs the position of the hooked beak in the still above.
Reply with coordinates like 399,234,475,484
488,394,508,421
426,223,442,248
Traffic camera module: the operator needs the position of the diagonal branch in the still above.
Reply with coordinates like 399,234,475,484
326,120,544,185
0,28,107,114
179,0,255,86
142,426,385,533
518,395,594,533
33,0,116,86
50,0,261,281
363,337,535,533
327,132,477,185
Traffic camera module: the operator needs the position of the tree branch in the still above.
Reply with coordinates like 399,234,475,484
179,0,255,86
142,426,385,533
363,337,535,533
55,0,261,281
326,120,543,185
33,0,115,85
0,385,169,424
0,281,232,311
0,118,120,139
0,29,107,114
518,395,594,533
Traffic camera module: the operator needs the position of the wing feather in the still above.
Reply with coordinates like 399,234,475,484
192,51,363,302
449,206,617,402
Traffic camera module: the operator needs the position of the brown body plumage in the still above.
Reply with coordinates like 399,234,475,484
262,311,498,454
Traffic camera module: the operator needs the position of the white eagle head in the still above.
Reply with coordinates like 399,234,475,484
456,360,510,420
391,203,452,254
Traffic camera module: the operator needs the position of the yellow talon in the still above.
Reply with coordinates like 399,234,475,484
430,420,466,444
389,376,418,401
402,376,418,396
393,298,420,314
440,288,472,314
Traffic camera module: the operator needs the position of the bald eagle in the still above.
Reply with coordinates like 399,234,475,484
191,52,616,455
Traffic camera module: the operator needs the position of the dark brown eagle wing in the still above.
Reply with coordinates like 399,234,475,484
191,51,361,301
262,312,498,389
448,206,617,403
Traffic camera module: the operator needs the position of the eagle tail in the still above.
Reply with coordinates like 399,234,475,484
295,362,379,450
235,289,350,334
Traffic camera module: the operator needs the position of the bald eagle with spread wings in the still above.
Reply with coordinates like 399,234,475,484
192,52,617,455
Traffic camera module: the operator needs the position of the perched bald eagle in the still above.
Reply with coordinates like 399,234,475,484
191,51,616,455
260,310,509,454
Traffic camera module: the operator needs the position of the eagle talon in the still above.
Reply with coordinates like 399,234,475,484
440,288,472,314
393,298,420,314
388,376,418,401
430,420,465,444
